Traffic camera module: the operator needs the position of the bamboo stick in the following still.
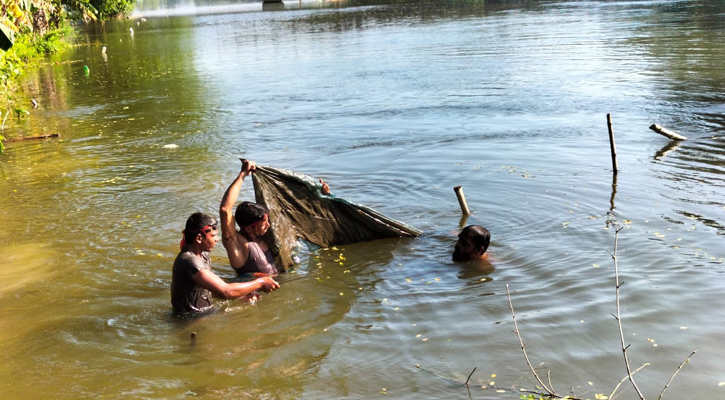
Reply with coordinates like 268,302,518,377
453,186,470,215
650,124,687,141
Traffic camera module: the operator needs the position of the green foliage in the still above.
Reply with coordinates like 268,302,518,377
61,0,136,21
0,49,22,84
63,0,98,22
0,0,129,153
88,0,135,19
0,12,73,153
9,23,72,59
0,0,73,94
0,23,73,97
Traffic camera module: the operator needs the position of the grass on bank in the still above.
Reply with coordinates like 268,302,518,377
0,23,74,153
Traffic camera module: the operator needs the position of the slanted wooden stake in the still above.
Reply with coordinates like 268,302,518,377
453,186,470,215
650,123,687,141
607,114,619,175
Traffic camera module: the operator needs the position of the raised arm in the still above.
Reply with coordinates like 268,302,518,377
220,159,256,265
193,269,279,300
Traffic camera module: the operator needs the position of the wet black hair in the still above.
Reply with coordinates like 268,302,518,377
234,201,269,228
184,212,217,242
461,225,491,253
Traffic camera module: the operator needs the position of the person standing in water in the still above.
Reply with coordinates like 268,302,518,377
170,212,279,314
219,159,329,275
219,159,278,275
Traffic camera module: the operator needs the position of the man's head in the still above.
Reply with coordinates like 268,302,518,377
452,225,491,262
235,201,271,238
183,212,219,251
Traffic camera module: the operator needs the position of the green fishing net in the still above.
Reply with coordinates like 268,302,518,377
252,166,422,270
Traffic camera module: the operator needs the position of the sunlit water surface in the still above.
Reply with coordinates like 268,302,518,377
2,0,725,398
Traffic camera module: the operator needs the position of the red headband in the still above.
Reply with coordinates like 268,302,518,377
246,214,268,229
180,225,216,249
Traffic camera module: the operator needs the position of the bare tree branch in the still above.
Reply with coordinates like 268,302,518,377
548,369,557,395
506,283,556,396
464,367,477,386
658,349,697,400
612,228,646,400
609,363,649,400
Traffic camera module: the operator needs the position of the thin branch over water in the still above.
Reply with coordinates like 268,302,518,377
506,283,556,397
611,228,646,400
658,349,697,400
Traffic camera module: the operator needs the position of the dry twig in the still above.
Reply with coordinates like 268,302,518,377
658,349,697,400
547,370,557,394
464,367,477,386
506,283,556,396
609,363,649,400
611,228,646,400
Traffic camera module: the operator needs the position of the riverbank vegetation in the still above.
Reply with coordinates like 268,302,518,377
0,0,135,152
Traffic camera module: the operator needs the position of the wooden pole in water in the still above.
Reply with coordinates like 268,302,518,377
453,186,470,215
650,123,687,141
607,114,619,175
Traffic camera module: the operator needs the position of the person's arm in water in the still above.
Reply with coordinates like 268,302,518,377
193,269,279,300
220,159,256,268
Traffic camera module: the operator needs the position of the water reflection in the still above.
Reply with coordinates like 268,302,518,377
609,173,617,212
654,140,682,160
455,257,494,282
457,213,468,229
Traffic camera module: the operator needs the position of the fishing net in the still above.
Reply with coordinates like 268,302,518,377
252,166,421,270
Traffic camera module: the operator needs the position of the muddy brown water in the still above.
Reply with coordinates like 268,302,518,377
2,0,725,398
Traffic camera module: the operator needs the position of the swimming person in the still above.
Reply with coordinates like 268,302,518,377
452,225,491,262
170,212,279,314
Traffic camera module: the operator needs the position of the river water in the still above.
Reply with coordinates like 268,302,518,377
2,0,725,398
